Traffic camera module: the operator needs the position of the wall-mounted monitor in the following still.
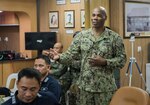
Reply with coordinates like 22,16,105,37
25,32,56,50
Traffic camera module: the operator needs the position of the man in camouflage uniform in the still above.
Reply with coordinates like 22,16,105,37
50,6,126,105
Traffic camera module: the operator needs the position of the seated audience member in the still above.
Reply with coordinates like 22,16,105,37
2,68,60,105
34,55,61,101
51,43,68,78
42,42,72,105
42,42,68,79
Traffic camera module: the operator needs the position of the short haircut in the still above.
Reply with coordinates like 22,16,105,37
18,68,42,85
36,55,51,64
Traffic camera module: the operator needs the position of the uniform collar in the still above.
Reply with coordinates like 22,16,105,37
88,27,110,42
11,91,42,104
43,74,50,83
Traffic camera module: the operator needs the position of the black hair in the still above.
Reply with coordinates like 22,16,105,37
36,55,51,64
18,68,42,85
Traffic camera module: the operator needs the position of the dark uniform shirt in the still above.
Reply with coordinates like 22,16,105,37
40,74,61,101
2,91,60,105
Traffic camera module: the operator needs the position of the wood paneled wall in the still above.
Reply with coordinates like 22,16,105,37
0,0,37,58
110,0,150,89
40,0,85,51
40,0,109,51
0,59,34,87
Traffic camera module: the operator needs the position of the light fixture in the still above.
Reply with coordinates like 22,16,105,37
0,11,3,13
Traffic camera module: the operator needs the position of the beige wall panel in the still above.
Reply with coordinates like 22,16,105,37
0,26,19,51
84,0,110,28
1,60,34,87
0,0,37,57
90,0,110,26
0,0,37,31
2,62,14,87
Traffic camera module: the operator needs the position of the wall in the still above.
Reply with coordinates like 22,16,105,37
0,12,19,51
40,0,85,51
110,0,150,89
0,0,37,58
0,59,34,87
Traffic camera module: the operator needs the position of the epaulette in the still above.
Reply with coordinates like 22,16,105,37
37,93,42,98
12,95,16,104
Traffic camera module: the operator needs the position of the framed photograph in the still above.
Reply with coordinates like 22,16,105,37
80,9,85,28
124,1,150,38
70,0,80,3
64,10,75,28
56,0,66,5
49,11,59,28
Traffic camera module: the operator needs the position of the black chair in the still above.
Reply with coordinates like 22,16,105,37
0,87,10,97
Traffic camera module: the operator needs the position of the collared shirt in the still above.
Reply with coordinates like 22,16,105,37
59,28,127,92
2,91,60,105
40,74,61,101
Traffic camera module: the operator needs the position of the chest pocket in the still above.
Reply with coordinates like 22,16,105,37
80,38,93,51
99,41,113,58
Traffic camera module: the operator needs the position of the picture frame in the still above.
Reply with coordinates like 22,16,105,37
49,11,59,28
64,10,75,28
80,9,85,28
70,0,80,3
56,0,66,5
124,1,150,38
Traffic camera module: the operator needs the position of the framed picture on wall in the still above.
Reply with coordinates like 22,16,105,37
70,0,80,3
56,0,66,5
64,10,75,28
80,9,85,28
49,11,59,28
124,1,150,38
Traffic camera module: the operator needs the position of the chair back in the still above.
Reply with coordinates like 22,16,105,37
109,86,149,105
147,95,150,105
0,87,10,97
6,73,18,94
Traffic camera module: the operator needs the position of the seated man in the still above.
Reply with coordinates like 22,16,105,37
42,42,72,105
2,68,60,105
42,42,68,79
34,55,61,101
